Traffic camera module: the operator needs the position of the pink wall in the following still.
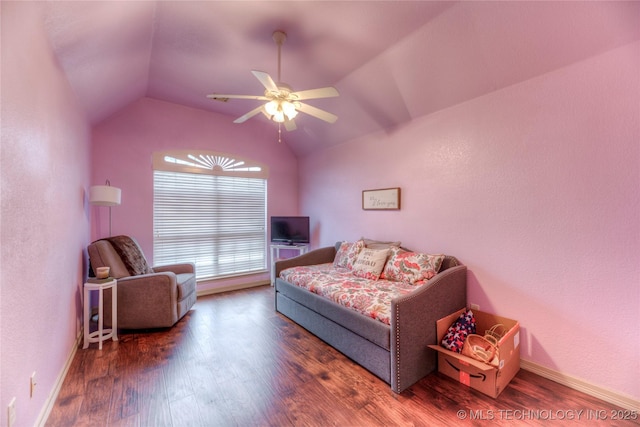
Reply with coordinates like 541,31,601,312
91,97,299,293
299,41,640,400
2,4,637,424
1,3,92,426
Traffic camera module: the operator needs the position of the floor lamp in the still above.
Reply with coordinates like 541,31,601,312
89,180,121,237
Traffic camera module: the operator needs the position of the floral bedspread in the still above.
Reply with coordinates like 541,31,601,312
279,263,421,325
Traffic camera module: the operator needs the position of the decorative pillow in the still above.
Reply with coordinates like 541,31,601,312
333,240,365,269
382,247,444,284
441,309,476,353
352,248,390,280
104,235,154,276
361,237,402,250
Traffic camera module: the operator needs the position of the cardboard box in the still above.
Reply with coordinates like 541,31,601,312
428,308,520,398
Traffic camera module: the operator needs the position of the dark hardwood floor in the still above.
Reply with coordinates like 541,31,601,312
46,285,638,426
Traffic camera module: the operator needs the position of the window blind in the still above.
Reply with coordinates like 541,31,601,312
153,170,267,281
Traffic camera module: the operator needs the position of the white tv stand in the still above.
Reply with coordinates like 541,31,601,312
270,243,309,285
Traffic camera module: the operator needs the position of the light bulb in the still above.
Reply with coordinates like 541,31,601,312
282,101,298,120
265,101,279,116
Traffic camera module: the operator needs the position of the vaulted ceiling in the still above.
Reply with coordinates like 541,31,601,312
43,1,640,156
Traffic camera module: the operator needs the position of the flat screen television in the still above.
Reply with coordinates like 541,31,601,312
270,216,310,245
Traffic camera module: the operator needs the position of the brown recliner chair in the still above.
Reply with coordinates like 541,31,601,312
87,235,197,329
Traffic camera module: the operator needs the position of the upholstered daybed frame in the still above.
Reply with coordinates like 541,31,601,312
274,243,467,393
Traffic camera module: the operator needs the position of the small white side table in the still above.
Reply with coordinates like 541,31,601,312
83,278,118,350
270,243,309,285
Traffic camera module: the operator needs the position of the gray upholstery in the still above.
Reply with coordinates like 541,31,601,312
277,279,390,350
276,290,392,383
88,237,196,329
274,242,467,393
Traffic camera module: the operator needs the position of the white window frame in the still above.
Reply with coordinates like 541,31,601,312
152,150,269,281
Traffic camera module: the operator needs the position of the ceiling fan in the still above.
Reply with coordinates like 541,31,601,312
207,30,339,135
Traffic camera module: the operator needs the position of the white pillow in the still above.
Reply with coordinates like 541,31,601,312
352,248,390,280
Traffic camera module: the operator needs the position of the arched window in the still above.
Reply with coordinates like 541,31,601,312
152,150,268,280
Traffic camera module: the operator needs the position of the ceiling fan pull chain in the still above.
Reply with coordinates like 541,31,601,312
278,123,282,143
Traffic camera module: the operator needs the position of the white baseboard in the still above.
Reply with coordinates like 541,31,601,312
35,332,82,426
520,359,640,412
196,279,270,297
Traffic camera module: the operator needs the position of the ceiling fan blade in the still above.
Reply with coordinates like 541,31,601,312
251,70,279,93
207,94,268,101
284,117,297,131
291,86,339,101
233,105,265,124
296,102,338,124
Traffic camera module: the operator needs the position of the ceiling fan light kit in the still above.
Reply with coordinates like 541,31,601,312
207,30,339,141
265,99,298,123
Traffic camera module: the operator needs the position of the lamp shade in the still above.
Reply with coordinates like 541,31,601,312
89,185,121,206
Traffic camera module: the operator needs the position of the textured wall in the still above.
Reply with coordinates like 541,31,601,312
91,98,300,293
299,42,640,401
1,2,92,426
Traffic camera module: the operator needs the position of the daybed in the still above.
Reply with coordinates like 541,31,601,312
274,240,467,393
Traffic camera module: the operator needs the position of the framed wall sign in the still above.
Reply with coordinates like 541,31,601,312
362,187,401,210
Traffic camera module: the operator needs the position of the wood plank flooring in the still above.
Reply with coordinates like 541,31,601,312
46,285,639,426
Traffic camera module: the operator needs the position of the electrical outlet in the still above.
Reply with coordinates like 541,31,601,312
470,303,480,311
30,372,37,398
7,397,16,427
